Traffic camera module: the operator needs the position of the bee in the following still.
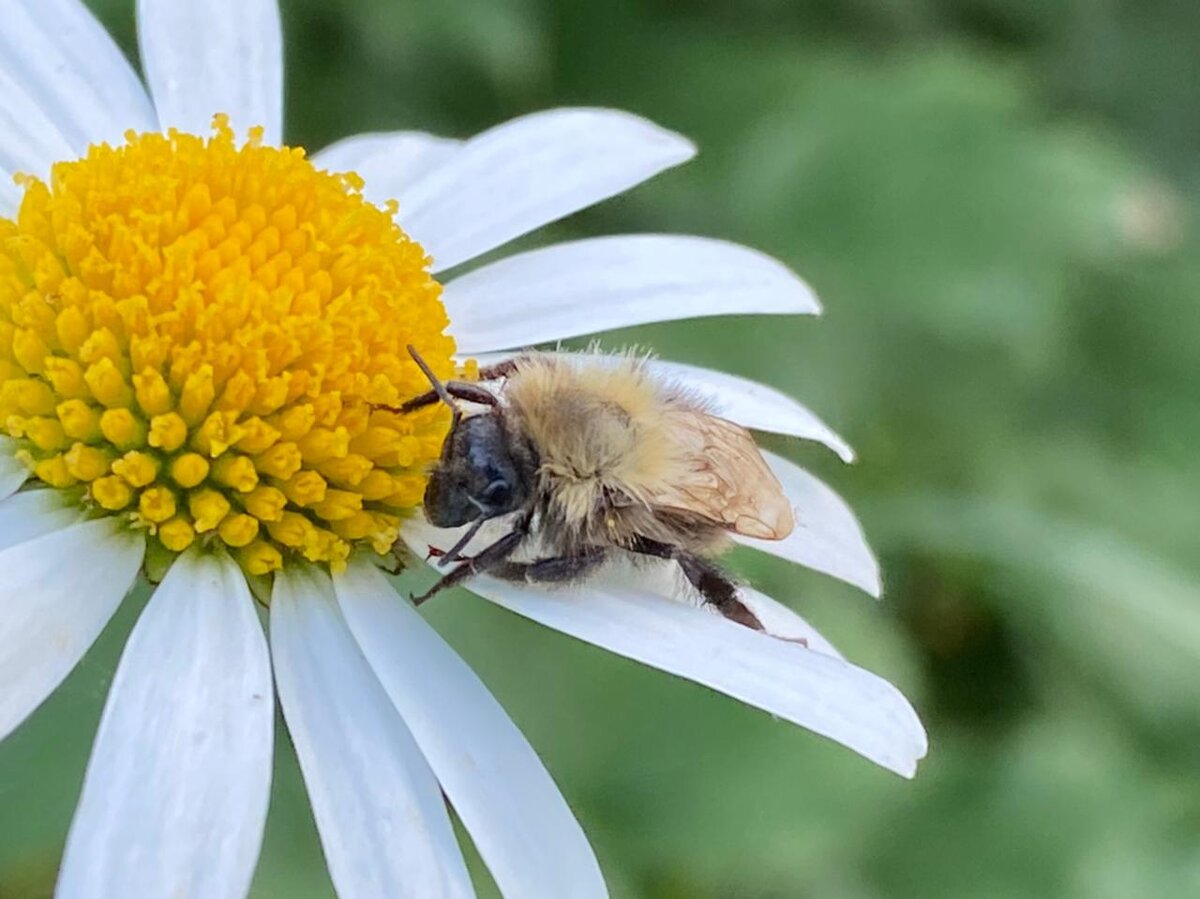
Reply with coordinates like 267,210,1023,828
398,345,795,631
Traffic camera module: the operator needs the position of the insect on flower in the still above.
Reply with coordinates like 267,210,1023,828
0,1,925,895
400,346,795,632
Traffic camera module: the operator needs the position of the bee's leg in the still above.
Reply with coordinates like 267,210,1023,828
411,526,526,606
437,517,487,567
675,554,765,631
489,549,607,584
628,537,765,632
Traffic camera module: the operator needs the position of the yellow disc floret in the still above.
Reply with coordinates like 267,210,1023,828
0,118,454,575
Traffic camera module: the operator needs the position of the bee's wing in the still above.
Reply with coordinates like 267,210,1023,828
644,409,795,540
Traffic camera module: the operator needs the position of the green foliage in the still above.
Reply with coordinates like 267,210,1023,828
2,1,1198,897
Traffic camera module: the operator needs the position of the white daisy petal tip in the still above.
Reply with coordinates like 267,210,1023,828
621,108,697,164
538,106,697,167
398,522,922,777
454,570,927,779
868,569,885,600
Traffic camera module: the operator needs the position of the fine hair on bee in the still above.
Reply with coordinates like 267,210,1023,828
395,345,796,632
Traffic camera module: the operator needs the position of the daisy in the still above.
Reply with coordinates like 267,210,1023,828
0,0,926,897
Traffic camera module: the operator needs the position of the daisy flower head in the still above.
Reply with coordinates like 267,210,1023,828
0,1,926,897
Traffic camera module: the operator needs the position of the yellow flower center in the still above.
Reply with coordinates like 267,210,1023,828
0,119,454,576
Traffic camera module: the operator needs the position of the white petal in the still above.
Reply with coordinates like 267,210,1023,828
0,488,81,551
444,235,819,354
458,573,926,778
0,441,28,499
58,551,273,899
313,131,462,207
736,586,844,658
271,566,473,899
138,0,284,144
335,560,607,899
0,519,143,740
737,452,882,598
399,109,695,273
471,350,853,461
0,0,155,180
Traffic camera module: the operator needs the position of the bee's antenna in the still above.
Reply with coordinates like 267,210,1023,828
407,345,457,411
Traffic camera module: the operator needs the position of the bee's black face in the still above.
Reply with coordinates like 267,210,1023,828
423,413,537,528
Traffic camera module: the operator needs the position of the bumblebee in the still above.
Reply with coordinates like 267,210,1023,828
400,346,794,630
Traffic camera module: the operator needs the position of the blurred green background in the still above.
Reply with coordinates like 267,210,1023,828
3,0,1199,896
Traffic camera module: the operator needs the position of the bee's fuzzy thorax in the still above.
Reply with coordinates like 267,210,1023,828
412,346,792,628
503,353,695,544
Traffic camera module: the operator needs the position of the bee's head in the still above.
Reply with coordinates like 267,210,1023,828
424,411,536,527
401,345,537,528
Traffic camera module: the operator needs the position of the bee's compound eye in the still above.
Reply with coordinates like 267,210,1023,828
481,478,513,508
